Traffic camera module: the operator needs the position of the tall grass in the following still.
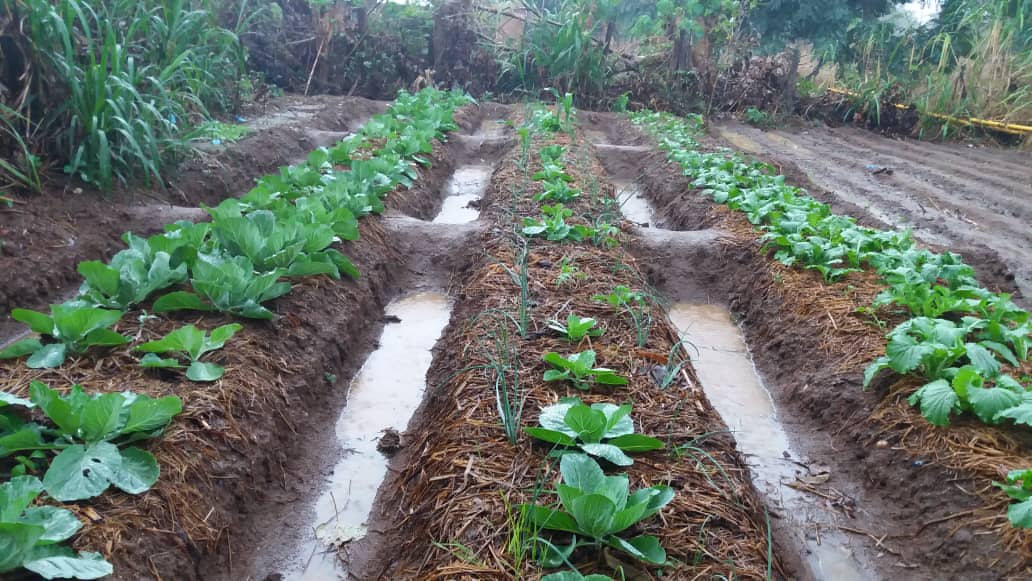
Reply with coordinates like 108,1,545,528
837,0,1032,135
8,0,249,190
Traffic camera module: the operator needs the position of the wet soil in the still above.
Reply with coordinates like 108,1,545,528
584,112,1032,579
710,120,1032,301
347,124,783,580
0,95,386,327
0,102,500,581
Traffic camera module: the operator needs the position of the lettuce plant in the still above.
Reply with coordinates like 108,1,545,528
523,204,593,243
534,180,581,203
0,476,113,579
153,253,292,320
994,469,1032,529
542,351,628,391
521,454,673,567
74,233,189,310
137,323,242,382
526,400,663,466
548,314,603,342
29,381,182,501
0,305,127,369
208,207,358,279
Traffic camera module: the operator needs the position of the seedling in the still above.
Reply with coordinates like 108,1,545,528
542,350,628,391
26,381,182,501
995,469,1032,529
520,454,673,567
593,286,652,348
136,323,242,382
555,258,586,288
525,399,663,466
523,204,593,243
0,304,127,369
547,314,603,342
0,476,113,579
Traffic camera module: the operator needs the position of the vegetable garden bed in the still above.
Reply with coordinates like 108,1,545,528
583,111,1032,579
346,108,784,580
0,89,483,579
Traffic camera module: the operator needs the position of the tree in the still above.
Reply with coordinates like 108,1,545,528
747,0,903,53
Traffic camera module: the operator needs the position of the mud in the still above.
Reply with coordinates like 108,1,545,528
710,120,1032,301
263,292,453,580
343,122,784,580
585,112,1031,579
667,304,869,581
0,95,387,325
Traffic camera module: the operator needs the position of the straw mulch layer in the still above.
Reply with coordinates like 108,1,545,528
0,119,476,579
370,122,784,579
616,114,1032,577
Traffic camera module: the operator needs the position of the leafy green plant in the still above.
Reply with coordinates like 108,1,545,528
0,476,113,579
0,305,127,369
592,286,652,348
74,235,190,310
555,258,587,288
207,206,358,279
542,351,628,391
137,324,242,382
535,180,582,203
744,107,773,128
28,381,182,501
548,314,604,342
904,366,1027,427
523,204,593,243
153,253,291,320
995,469,1032,529
526,400,663,466
521,453,673,567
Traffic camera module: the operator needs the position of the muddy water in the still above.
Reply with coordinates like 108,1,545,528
475,118,509,139
280,292,452,580
433,165,492,224
667,304,867,581
611,179,655,225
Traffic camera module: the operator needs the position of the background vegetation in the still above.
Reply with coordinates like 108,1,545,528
0,0,1028,197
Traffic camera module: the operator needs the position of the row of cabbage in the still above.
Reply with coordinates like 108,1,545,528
0,88,472,578
629,110,1032,528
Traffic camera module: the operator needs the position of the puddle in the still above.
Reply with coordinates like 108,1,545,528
432,165,492,224
667,303,868,581
281,292,453,580
474,118,508,139
611,180,655,225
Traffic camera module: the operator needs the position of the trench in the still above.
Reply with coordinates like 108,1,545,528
275,292,453,580
238,113,506,579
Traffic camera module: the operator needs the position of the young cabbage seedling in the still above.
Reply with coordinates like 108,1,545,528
27,381,182,502
547,314,603,342
542,350,628,390
136,323,242,381
520,453,673,568
525,399,663,466
0,304,127,369
0,476,113,579
995,469,1032,529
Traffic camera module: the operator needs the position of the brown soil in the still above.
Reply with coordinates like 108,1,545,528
583,112,1032,579
0,95,386,331
348,122,785,579
708,120,1032,302
0,102,487,580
